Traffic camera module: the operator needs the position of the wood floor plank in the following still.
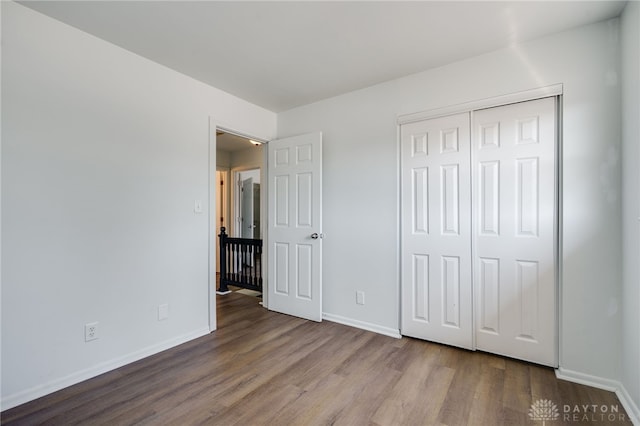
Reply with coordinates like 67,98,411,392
332,367,401,426
371,339,442,425
403,365,457,426
437,347,482,425
467,363,505,425
1,292,633,426
501,358,533,425
269,373,347,426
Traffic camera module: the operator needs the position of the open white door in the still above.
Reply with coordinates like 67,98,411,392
267,132,323,321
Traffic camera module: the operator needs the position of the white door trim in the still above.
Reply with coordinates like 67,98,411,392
397,84,563,125
208,117,217,332
554,96,563,371
216,125,269,144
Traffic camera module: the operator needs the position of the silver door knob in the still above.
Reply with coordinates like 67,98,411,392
311,233,319,239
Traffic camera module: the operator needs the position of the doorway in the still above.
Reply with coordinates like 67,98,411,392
209,127,325,330
215,131,264,236
210,125,266,331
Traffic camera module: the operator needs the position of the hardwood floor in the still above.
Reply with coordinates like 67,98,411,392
2,293,632,425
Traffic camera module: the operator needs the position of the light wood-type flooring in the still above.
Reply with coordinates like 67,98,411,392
2,292,632,425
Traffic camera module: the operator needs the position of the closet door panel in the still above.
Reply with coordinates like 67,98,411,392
472,97,557,367
401,113,473,349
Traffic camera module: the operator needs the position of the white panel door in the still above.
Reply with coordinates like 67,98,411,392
401,113,473,349
473,97,557,366
267,132,322,322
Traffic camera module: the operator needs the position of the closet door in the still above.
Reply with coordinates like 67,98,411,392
472,97,557,366
401,113,473,349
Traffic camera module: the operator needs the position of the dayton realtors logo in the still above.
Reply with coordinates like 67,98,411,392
562,403,628,422
529,399,560,425
529,399,628,423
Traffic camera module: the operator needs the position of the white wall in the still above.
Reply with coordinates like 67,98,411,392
621,0,640,420
1,2,276,409
217,150,232,168
231,146,263,170
278,19,623,383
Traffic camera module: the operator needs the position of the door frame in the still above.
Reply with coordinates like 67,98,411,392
208,117,269,332
396,84,564,365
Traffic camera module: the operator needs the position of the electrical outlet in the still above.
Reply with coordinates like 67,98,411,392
85,322,98,342
158,303,169,321
356,291,365,305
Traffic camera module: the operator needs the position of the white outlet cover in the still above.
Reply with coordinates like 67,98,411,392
85,322,98,342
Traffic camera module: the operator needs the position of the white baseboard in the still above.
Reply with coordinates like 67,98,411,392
556,367,639,425
1,327,211,411
555,367,619,391
617,385,640,426
322,312,401,339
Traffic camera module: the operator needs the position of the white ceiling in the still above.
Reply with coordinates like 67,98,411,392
21,1,627,112
216,131,260,153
